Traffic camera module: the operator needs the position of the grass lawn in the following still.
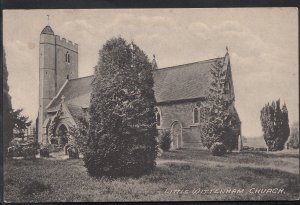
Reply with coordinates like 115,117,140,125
4,148,299,202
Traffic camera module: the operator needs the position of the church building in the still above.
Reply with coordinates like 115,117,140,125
37,25,241,150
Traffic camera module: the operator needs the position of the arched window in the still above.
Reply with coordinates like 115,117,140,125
65,52,70,63
156,112,161,126
155,107,161,127
224,82,230,94
193,108,199,124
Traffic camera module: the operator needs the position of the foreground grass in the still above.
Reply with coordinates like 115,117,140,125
4,148,299,202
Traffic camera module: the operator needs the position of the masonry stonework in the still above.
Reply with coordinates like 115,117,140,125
38,25,78,143
157,101,204,148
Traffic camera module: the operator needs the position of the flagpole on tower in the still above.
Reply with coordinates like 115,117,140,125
47,14,50,25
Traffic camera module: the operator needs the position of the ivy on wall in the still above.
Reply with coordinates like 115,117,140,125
48,105,63,144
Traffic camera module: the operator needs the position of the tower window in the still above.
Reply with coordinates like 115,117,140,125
193,108,199,124
65,52,70,63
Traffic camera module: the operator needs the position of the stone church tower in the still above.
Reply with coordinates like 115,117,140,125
38,25,78,143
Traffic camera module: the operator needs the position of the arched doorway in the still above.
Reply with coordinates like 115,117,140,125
56,124,69,147
170,121,182,149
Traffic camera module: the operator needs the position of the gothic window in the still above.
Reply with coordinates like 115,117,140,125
224,82,230,94
193,107,199,124
156,112,161,126
155,107,161,127
65,52,70,63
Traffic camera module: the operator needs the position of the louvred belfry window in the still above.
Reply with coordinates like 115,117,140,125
66,52,70,63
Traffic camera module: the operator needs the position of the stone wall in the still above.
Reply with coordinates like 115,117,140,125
55,35,79,91
157,101,204,148
39,33,56,143
157,100,241,149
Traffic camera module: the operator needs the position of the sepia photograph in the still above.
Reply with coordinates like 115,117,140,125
2,8,299,202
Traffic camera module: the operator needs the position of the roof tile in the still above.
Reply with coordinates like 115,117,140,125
47,57,224,110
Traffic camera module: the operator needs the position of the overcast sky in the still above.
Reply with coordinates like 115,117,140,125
3,8,298,138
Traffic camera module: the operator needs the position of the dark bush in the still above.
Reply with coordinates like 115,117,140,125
20,180,51,196
40,146,50,158
159,130,171,152
221,127,238,152
22,147,36,159
210,142,226,156
84,134,157,177
7,145,23,158
68,146,79,159
7,146,16,158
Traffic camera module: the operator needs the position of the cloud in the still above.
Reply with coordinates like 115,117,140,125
63,19,94,31
5,39,39,119
3,9,298,138
212,21,243,32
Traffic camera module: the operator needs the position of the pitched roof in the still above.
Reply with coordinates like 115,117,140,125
47,76,93,112
41,25,54,35
153,57,223,103
66,104,87,125
47,56,228,111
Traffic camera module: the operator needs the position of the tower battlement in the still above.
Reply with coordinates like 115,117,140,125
55,35,78,52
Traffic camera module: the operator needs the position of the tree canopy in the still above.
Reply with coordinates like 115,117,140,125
200,57,237,151
11,108,32,139
260,99,290,151
84,37,157,177
287,122,299,149
3,48,13,156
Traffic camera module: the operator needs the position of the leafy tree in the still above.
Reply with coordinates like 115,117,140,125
279,103,290,150
287,122,299,149
69,116,90,154
159,130,171,152
260,99,290,151
48,106,63,144
3,48,14,157
200,58,235,151
11,109,32,139
84,37,158,177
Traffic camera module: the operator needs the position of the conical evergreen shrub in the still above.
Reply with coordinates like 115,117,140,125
84,37,158,177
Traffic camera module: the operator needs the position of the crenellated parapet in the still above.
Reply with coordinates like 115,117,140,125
55,35,78,52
